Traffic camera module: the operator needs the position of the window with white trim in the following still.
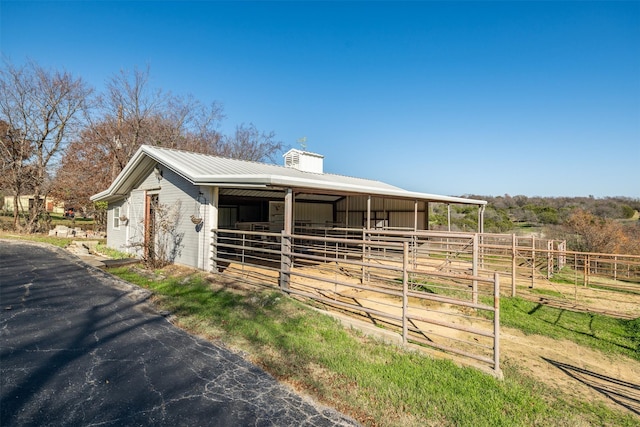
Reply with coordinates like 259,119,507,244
113,207,120,229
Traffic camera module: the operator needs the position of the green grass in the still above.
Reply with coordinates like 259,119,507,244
47,213,95,228
108,266,639,426
549,266,583,285
0,231,76,248
95,242,132,259
0,212,95,230
499,297,640,361
528,287,565,298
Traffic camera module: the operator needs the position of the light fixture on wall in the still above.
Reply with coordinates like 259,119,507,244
154,166,163,181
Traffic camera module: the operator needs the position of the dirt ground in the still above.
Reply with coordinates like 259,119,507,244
163,262,640,418
501,279,640,416
287,263,640,417
500,327,640,416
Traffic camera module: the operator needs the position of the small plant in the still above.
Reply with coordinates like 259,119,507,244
128,200,184,269
95,242,133,260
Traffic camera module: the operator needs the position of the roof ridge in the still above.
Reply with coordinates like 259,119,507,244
141,144,394,186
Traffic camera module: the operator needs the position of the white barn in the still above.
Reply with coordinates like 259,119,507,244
91,145,487,270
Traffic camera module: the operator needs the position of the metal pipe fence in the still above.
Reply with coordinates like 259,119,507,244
212,228,501,375
212,226,640,375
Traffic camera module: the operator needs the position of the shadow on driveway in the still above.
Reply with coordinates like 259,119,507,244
0,240,359,426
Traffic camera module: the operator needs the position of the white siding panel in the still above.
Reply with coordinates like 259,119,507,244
128,190,146,257
294,202,333,226
154,167,202,269
107,199,127,250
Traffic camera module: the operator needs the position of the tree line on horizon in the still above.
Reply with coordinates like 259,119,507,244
0,59,283,232
432,194,640,255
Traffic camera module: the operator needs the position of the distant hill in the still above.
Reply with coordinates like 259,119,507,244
431,195,640,254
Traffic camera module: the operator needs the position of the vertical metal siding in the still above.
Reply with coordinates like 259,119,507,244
294,202,333,225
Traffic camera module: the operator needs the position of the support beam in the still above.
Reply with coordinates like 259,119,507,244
478,204,485,233
366,195,371,229
208,186,219,272
345,195,349,227
283,188,293,235
425,201,430,230
280,188,293,291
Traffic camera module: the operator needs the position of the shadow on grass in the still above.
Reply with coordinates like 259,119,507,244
542,357,640,416
514,301,639,357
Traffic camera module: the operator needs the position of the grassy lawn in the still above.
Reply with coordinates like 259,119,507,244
108,266,639,427
0,231,79,248
499,297,640,362
0,214,102,248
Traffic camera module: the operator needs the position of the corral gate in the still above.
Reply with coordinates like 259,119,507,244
212,228,501,376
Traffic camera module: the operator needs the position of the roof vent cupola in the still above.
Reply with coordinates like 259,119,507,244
283,148,324,174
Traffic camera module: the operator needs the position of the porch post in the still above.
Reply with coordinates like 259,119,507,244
362,195,372,283
284,188,293,235
208,186,219,272
413,200,418,231
345,195,349,228
425,201,430,230
280,188,293,291
366,195,371,229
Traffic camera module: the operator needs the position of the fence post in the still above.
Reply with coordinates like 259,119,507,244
531,236,535,289
585,254,590,287
511,233,516,297
280,230,291,292
402,241,409,345
472,234,478,304
361,229,367,283
547,240,553,279
558,240,566,270
493,272,501,376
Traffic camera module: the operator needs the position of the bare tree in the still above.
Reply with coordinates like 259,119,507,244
221,123,283,162
0,120,35,229
0,60,91,232
127,199,184,268
52,67,225,210
98,66,225,174
53,66,283,213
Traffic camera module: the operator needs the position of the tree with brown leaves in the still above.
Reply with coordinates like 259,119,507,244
52,66,283,218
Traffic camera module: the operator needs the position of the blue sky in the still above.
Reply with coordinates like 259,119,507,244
2,1,639,198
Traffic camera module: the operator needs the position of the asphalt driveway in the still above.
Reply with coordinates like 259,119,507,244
0,240,358,426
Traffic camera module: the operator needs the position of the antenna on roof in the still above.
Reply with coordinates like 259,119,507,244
297,136,307,151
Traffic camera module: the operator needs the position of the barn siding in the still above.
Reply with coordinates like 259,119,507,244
107,166,205,269
126,189,146,258
335,196,427,229
294,202,333,226
151,167,202,268
107,199,127,250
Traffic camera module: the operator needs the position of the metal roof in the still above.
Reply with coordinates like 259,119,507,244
91,145,487,206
